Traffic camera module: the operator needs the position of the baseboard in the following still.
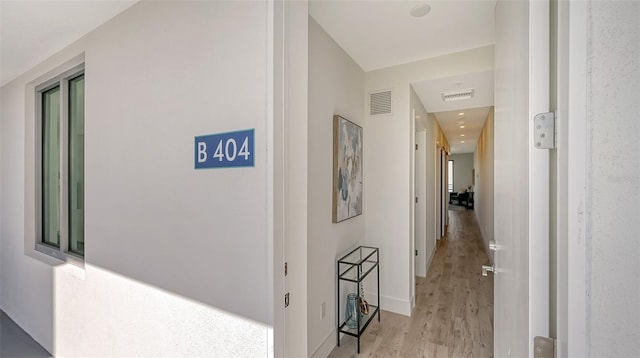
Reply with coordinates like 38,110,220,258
362,291,411,316
411,295,416,313
379,294,411,316
475,211,494,265
311,329,338,358
363,291,411,316
426,246,436,271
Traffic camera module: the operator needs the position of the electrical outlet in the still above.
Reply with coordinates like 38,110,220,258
321,302,326,319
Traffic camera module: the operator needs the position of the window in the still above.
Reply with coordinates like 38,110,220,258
36,66,84,260
448,160,454,192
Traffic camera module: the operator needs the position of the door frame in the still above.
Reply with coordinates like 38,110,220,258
528,0,552,352
440,148,448,238
554,0,588,355
272,1,309,357
414,130,428,278
410,109,416,310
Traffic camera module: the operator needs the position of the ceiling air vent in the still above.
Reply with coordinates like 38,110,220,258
441,88,475,102
370,90,392,116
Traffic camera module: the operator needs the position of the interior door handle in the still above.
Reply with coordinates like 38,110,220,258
489,240,497,251
482,265,495,276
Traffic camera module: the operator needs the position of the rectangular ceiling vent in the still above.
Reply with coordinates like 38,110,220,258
441,88,475,102
370,90,392,116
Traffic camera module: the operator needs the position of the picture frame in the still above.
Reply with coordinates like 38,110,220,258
333,115,363,223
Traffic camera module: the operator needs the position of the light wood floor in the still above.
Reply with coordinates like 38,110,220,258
328,208,494,358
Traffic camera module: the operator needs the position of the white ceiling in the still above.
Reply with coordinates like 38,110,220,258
433,106,491,154
310,1,496,154
309,0,496,72
412,70,494,113
2,1,495,153
413,70,494,153
0,0,138,87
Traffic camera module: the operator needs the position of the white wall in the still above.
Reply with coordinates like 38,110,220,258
586,1,640,356
307,17,365,357
473,108,494,258
1,81,54,349
449,153,474,193
1,2,275,356
364,46,491,316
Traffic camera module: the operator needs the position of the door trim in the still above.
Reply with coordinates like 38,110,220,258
528,1,551,353
565,1,588,355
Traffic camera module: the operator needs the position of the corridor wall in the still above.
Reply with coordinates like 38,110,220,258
473,107,494,257
307,16,366,357
0,2,275,356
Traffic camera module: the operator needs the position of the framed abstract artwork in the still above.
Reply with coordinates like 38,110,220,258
333,115,363,223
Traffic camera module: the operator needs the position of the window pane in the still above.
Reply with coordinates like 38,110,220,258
42,87,60,247
69,74,84,255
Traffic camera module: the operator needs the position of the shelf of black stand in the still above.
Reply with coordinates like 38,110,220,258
336,246,380,354
338,305,380,336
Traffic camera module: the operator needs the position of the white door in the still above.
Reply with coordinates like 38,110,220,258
415,130,427,278
492,1,550,357
440,149,448,237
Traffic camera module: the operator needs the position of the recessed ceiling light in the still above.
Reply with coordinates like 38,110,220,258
461,141,465,143
410,4,431,17
460,125,465,128
461,134,465,137
459,112,465,116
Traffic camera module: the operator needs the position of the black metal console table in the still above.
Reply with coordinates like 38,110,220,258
336,246,380,354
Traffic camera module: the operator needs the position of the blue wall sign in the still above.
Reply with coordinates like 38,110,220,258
195,129,254,169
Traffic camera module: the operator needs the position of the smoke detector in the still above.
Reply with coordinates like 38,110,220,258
410,4,431,17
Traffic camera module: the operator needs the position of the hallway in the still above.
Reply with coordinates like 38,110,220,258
329,208,493,357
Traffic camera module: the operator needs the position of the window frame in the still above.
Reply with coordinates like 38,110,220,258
34,63,85,263
448,159,454,193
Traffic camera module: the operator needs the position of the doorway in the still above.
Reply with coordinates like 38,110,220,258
440,148,448,238
415,125,428,279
